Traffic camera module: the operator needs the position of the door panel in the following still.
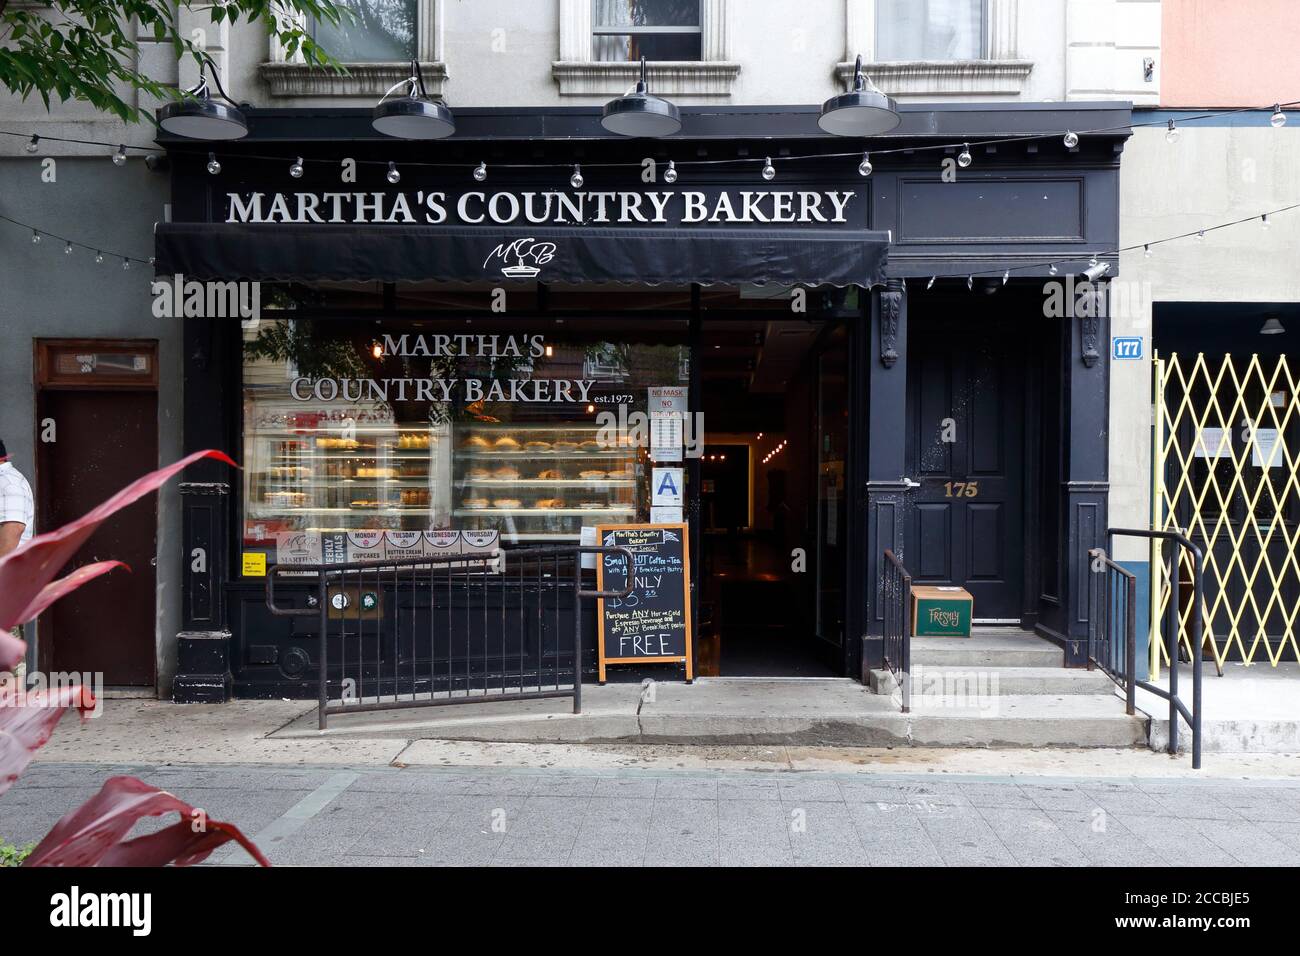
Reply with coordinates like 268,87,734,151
906,331,1025,621
37,389,158,685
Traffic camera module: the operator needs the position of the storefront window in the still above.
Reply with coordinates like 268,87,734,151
241,317,689,559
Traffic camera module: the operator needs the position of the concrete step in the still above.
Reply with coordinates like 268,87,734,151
912,632,1063,668
873,664,1116,696
272,679,1147,749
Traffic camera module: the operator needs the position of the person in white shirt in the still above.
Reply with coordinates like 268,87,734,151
0,438,34,686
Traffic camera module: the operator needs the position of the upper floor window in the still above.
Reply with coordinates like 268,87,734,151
592,0,702,62
314,0,417,61
875,0,986,61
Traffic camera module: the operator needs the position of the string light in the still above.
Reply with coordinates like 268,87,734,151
112,144,127,165
1165,119,1180,143
762,156,776,181
1063,130,1079,148
1271,104,1287,128
1262,214,1271,229
64,242,72,255
386,161,401,184
1143,244,1152,258
1049,263,1058,276
289,156,304,178
1196,229,1205,242
570,164,583,189
25,134,38,153
663,160,678,183
966,275,974,290
122,257,130,270
1002,270,1010,285
957,143,972,168
31,230,40,244
858,151,873,177
926,276,936,290
94,250,104,263
473,161,487,182
206,152,221,175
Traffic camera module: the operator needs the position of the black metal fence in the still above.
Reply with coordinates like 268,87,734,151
266,546,633,730
882,549,912,713
1086,548,1138,715
1094,528,1205,769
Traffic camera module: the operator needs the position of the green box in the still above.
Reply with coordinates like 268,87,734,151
911,586,973,637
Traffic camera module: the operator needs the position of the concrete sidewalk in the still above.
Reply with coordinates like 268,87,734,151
29,693,1300,780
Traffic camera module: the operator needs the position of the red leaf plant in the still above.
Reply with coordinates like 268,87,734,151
0,450,269,866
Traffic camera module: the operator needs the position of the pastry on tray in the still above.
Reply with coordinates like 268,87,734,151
578,501,604,510
492,498,522,509
525,440,551,452
492,465,520,480
462,435,491,449
534,498,567,510
463,497,489,509
536,469,564,480
579,469,606,480
552,440,578,452
494,436,521,451
579,439,601,450
466,467,492,480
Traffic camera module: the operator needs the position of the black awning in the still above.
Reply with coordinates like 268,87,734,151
153,223,890,288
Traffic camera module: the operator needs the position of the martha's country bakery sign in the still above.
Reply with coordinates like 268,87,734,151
223,187,859,227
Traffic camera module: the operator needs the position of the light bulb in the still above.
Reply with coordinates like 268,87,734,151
64,242,73,255
1271,104,1287,128
31,230,41,244
289,156,304,178
1196,230,1205,241
858,152,873,177
1165,120,1180,144
1262,214,1271,230
386,161,401,184
1063,130,1079,148
570,164,583,189
122,258,130,270
1143,244,1152,258
926,276,936,290
966,275,974,291
473,161,487,182
95,251,104,264
113,144,127,166
762,157,776,181
663,160,677,184
206,152,221,175
957,144,973,168
1049,263,1058,276
25,134,39,153
1002,270,1010,286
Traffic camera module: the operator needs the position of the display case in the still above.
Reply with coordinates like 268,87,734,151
453,422,640,542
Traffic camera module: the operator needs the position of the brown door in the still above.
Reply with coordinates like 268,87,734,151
36,341,159,686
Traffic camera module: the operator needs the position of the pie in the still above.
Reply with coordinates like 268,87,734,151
494,436,521,450
536,469,564,480
492,465,520,480
579,470,606,480
492,498,522,509
525,440,551,451
466,467,492,480
462,435,491,449
534,498,567,509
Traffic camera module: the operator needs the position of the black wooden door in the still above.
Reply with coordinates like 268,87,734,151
905,332,1025,622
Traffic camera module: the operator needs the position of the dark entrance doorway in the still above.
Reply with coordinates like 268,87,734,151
35,340,159,686
697,316,849,676
905,312,1026,623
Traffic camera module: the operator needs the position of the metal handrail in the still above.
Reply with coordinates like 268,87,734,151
882,549,912,713
1085,548,1137,715
1106,528,1205,769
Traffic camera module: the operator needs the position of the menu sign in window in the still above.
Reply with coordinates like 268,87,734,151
595,523,694,683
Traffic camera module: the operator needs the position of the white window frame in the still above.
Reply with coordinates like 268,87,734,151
839,0,1031,97
261,0,446,98
554,0,739,97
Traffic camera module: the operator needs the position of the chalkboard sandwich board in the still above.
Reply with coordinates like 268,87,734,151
595,523,694,683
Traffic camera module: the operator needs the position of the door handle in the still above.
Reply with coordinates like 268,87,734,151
902,478,921,489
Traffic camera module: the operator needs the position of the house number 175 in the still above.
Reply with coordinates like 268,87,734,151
944,481,979,498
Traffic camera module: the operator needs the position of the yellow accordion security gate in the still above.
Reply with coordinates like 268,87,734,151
1152,352,1300,674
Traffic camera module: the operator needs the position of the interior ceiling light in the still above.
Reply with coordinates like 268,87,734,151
157,57,249,140
818,55,901,137
601,57,682,137
372,60,455,139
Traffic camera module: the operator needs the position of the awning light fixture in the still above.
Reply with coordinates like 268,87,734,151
818,55,901,137
371,60,456,139
157,58,249,141
601,57,682,137
1260,314,1285,335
